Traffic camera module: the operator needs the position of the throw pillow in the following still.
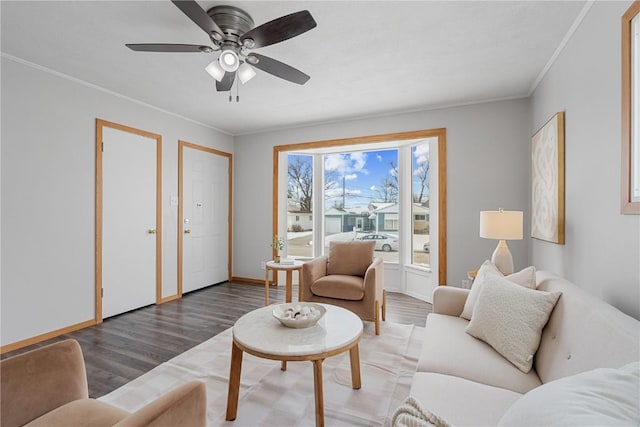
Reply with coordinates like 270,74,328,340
326,240,375,277
498,362,640,426
392,396,451,427
460,260,536,320
465,274,561,373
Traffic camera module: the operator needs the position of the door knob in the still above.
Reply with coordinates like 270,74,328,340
147,229,156,234
184,229,191,234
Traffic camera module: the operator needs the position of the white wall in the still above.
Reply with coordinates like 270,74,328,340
1,57,233,346
233,99,531,291
530,1,640,319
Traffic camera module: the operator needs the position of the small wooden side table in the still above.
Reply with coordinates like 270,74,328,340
264,260,304,305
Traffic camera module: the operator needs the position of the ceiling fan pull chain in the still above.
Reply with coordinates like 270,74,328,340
236,80,240,102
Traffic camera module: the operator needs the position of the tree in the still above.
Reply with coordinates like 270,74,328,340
288,157,313,212
375,161,398,202
413,160,430,204
287,156,340,212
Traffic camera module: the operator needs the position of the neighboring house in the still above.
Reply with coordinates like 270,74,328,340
323,202,429,234
367,202,429,234
324,206,373,234
287,210,313,231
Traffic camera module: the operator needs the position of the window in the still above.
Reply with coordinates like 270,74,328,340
412,142,430,266
323,149,399,262
275,128,447,293
287,154,313,257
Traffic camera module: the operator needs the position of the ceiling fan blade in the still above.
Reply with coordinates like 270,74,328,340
216,71,236,92
126,44,213,53
240,10,316,49
247,53,310,85
171,0,224,41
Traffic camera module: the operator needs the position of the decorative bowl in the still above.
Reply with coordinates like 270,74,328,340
272,303,326,328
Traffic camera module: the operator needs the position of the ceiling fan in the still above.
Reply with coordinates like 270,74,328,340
126,0,317,92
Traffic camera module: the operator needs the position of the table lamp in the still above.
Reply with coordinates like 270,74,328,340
479,209,523,275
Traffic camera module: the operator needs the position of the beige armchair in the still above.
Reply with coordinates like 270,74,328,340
301,240,386,334
0,339,206,427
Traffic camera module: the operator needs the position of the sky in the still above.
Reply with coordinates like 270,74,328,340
289,144,430,209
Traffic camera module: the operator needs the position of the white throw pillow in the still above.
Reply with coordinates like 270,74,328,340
460,260,536,320
465,274,561,373
498,362,640,426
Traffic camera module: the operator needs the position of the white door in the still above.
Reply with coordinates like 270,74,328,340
102,126,158,318
182,146,229,293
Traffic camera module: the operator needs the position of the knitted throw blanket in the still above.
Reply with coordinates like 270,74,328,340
392,396,451,427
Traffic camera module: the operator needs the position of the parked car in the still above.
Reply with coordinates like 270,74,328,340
357,233,399,252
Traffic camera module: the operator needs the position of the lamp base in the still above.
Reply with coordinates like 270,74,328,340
491,240,514,275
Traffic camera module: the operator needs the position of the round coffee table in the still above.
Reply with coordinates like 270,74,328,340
225,303,363,427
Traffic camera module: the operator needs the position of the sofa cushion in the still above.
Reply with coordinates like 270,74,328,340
465,274,561,373
535,271,640,384
326,240,375,276
25,399,129,427
410,372,522,427
460,261,536,320
310,274,365,300
417,313,542,394
498,362,640,426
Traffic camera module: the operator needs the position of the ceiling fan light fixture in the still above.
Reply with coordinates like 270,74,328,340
205,60,225,82
219,49,239,72
238,62,256,84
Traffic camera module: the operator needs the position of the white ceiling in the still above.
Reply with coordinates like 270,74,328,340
1,1,587,135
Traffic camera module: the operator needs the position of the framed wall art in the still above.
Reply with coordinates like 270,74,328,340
621,1,640,214
531,111,565,244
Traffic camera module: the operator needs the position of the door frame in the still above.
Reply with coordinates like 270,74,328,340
178,140,233,296
95,119,162,323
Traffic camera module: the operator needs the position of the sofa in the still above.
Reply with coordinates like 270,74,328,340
0,339,207,427
408,269,640,426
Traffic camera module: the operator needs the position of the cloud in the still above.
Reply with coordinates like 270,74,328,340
376,154,382,162
413,165,428,176
344,173,358,181
324,152,368,176
324,153,350,172
414,143,430,165
370,185,377,191
351,152,366,171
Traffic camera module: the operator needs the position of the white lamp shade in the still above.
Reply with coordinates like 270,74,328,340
219,50,239,72
205,60,225,82
480,210,523,240
237,62,256,84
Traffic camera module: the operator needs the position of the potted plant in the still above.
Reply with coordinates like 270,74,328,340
270,235,285,263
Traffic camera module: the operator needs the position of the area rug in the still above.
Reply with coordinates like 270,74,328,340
100,321,425,426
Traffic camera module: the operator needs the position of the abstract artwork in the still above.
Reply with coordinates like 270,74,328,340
531,112,565,244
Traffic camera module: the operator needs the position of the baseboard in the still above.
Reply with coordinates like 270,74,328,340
231,276,275,286
0,318,96,354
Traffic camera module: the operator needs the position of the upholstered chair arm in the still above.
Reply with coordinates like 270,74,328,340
300,256,328,301
115,381,207,427
363,257,384,303
432,286,469,316
0,339,89,427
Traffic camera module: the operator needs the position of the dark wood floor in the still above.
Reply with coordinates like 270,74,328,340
2,281,431,398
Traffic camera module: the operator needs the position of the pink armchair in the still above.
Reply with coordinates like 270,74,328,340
0,339,207,427
301,240,386,334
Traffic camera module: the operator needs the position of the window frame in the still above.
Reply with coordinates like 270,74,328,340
273,129,447,285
